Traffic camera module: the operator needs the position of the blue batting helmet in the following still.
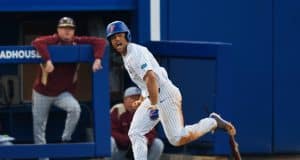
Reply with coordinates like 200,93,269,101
106,21,131,41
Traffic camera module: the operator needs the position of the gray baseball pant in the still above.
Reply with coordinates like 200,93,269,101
32,90,81,160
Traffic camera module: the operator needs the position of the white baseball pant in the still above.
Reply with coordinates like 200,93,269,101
128,84,217,160
110,136,164,160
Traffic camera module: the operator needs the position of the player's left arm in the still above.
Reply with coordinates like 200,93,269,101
75,36,106,72
136,47,159,112
144,70,159,120
143,70,159,107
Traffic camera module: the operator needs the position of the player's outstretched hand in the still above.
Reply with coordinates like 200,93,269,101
149,105,159,121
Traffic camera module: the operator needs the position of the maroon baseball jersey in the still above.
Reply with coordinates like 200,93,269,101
32,34,106,96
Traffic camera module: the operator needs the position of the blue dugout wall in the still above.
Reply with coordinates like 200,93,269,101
159,0,300,155
0,0,135,11
0,45,110,159
147,41,233,155
273,0,300,153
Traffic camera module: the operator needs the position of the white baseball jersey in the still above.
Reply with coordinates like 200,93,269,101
122,43,170,99
123,43,217,160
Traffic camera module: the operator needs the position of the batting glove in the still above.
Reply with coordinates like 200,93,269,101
149,106,159,121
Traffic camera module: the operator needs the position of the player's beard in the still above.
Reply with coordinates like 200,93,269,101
115,44,127,56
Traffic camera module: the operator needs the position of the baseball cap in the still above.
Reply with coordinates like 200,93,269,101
124,86,141,98
57,17,76,28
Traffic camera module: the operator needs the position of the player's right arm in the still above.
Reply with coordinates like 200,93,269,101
32,34,59,61
32,34,59,73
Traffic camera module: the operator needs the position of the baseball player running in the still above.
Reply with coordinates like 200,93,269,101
106,21,236,160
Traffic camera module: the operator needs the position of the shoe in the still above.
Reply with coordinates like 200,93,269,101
209,112,236,136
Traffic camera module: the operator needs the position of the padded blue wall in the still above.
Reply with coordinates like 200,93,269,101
168,58,216,143
161,0,273,153
273,0,300,153
0,0,135,11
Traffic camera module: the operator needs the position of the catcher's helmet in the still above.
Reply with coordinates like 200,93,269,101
106,21,131,41
57,17,76,28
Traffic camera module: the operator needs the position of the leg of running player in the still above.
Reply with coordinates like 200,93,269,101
128,98,159,160
159,86,218,146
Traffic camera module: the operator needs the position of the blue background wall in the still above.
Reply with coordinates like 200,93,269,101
0,0,135,11
166,58,216,144
273,0,300,153
160,0,300,154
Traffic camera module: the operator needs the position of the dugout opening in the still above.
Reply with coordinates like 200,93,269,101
0,11,132,146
